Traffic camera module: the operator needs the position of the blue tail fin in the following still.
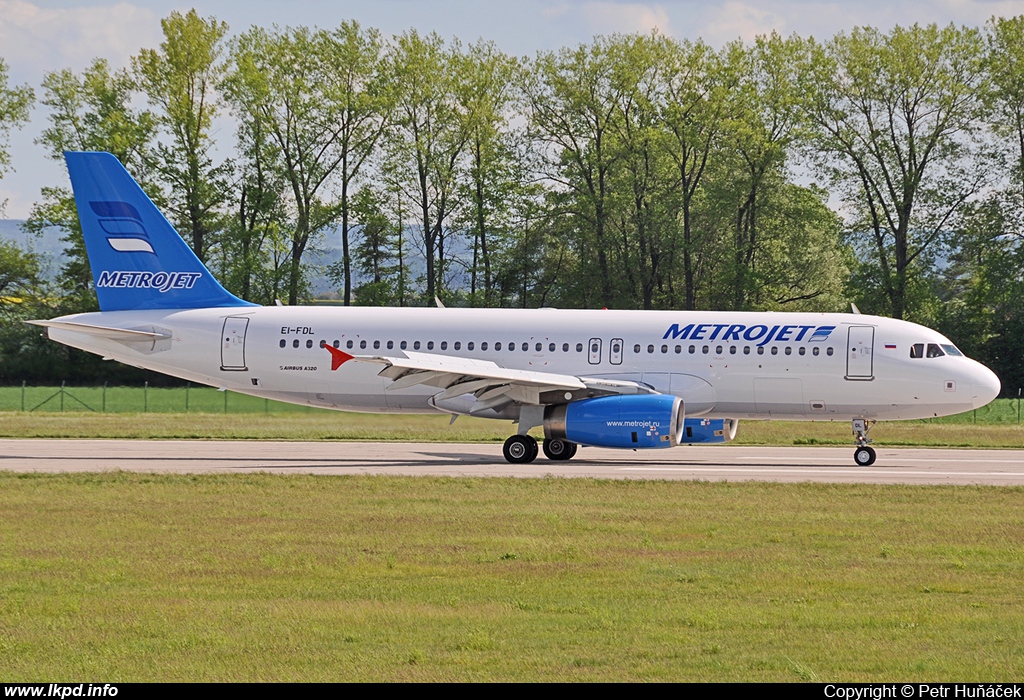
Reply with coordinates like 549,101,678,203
65,151,256,311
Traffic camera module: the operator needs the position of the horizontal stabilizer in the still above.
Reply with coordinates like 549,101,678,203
27,319,171,342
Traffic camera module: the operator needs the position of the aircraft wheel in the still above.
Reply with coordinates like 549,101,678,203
504,435,538,464
543,438,576,461
854,446,876,466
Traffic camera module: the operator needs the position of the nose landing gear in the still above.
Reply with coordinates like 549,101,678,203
852,418,876,466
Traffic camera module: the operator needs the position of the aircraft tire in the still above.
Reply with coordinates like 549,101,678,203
543,438,576,461
854,446,876,466
504,435,538,464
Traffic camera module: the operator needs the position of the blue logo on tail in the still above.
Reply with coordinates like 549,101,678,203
90,201,154,254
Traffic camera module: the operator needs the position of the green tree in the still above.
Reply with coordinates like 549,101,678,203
454,40,529,307
324,21,390,306
0,57,34,190
218,115,292,304
330,186,406,306
0,239,49,383
527,38,625,308
25,59,156,311
225,26,362,304
134,9,230,263
659,38,733,309
803,23,988,320
385,30,471,303
603,32,679,309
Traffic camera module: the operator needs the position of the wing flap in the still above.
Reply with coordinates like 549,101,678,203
325,347,656,407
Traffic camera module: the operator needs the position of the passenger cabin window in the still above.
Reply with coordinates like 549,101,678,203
927,343,945,358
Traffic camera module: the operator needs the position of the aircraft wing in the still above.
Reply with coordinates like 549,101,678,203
324,345,654,411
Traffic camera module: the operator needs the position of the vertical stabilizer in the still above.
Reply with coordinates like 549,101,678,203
64,151,256,311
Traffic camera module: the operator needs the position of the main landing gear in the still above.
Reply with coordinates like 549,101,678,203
502,435,578,464
852,418,876,466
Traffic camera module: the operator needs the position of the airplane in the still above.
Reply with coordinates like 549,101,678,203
31,152,1002,466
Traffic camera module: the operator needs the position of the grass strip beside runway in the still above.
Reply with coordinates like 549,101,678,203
1,472,1021,681
0,411,1020,447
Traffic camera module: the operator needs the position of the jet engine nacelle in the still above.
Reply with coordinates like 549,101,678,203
680,418,739,443
543,395,684,449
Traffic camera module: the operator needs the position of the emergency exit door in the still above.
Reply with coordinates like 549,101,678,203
221,316,249,371
845,325,874,380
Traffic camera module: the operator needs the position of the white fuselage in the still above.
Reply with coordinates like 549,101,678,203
45,306,1000,423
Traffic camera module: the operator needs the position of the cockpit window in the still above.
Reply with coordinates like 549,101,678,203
926,343,945,358
910,343,924,358
941,344,963,357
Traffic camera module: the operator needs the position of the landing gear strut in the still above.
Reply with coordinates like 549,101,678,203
852,418,876,466
503,435,538,464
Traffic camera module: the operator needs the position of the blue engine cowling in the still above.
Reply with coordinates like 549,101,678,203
679,418,738,443
543,395,684,449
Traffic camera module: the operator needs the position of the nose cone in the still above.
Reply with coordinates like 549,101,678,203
971,362,1001,409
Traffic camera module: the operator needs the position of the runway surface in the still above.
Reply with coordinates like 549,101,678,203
1,439,1023,484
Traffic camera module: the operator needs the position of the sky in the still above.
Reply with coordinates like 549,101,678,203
3,0,1024,219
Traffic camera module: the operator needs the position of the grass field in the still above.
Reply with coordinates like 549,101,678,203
1,472,1022,681
0,407,1020,447
2,385,1022,421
